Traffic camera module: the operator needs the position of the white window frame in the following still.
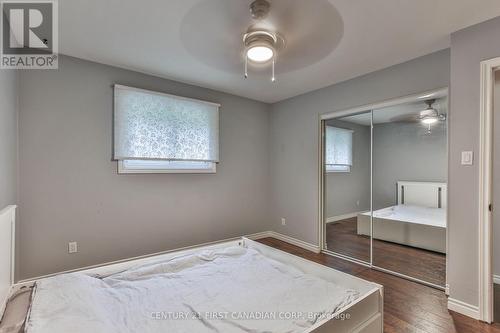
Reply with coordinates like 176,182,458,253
118,160,216,174
326,165,351,173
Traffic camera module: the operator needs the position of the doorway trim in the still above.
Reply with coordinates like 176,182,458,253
318,87,449,290
478,57,500,323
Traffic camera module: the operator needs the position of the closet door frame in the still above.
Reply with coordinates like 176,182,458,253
319,87,449,290
477,57,500,323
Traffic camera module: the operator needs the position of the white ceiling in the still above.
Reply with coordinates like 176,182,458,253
59,0,500,103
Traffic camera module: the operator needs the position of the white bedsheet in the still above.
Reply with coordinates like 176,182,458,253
26,246,359,333
362,204,446,228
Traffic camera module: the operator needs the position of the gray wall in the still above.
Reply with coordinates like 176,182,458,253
325,119,370,218
448,16,500,307
373,121,447,210
18,56,271,280
269,49,450,244
0,71,18,209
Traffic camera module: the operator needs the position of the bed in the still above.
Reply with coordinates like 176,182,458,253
357,181,447,253
0,208,383,333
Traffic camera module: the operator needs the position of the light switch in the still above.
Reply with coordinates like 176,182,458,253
68,241,78,253
461,151,473,165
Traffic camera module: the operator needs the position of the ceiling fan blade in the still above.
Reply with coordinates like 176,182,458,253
389,114,420,123
179,0,343,74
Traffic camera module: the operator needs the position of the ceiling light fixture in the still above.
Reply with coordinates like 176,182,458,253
243,0,284,82
421,116,438,125
247,45,274,63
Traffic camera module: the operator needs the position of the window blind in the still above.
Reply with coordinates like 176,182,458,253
113,85,220,162
325,126,353,167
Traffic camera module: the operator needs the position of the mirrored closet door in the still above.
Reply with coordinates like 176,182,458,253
322,89,448,288
371,97,447,287
323,111,372,263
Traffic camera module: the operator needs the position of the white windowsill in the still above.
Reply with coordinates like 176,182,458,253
117,161,217,174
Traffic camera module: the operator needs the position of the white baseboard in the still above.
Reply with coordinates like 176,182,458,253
326,211,365,223
494,274,500,285
244,231,274,240
445,284,450,296
447,298,480,320
253,231,320,253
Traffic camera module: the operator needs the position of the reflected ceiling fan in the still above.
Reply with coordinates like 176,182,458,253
390,99,446,133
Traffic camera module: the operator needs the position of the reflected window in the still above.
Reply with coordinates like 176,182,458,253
325,126,353,173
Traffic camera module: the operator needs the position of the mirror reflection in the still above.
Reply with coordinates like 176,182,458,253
372,97,447,286
323,90,448,287
324,111,372,263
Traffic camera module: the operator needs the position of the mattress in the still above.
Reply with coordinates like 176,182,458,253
361,204,446,228
357,204,446,253
25,246,359,333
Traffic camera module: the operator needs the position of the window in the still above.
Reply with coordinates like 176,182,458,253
114,85,219,173
325,126,353,173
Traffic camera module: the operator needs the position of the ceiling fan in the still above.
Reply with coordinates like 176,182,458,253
418,99,446,124
243,0,285,82
390,99,446,133
180,0,343,82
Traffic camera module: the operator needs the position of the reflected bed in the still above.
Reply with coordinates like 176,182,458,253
357,204,446,253
357,181,447,253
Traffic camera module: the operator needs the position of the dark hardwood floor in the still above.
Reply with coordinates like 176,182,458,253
326,217,446,286
495,284,500,323
326,217,371,262
257,237,500,333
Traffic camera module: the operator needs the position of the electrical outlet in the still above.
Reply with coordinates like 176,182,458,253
68,241,78,254
281,218,286,226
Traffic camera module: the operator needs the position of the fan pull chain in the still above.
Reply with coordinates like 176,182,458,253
271,57,276,82
244,56,248,79
244,55,277,81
